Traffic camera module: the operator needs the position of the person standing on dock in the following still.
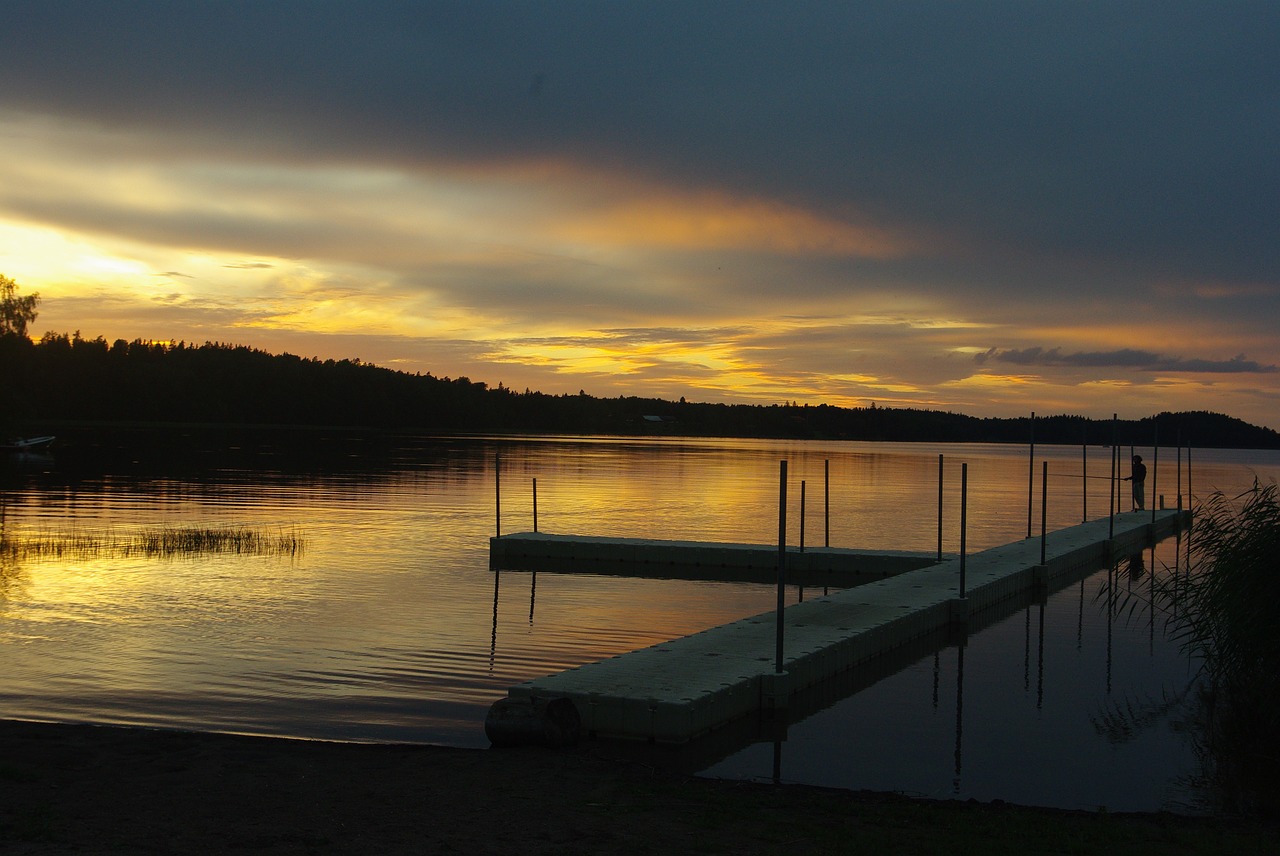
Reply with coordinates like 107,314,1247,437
1123,455,1147,510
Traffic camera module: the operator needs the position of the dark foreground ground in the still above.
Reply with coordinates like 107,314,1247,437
1,719,1274,855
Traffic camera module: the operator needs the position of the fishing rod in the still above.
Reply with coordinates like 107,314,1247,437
1049,470,1121,478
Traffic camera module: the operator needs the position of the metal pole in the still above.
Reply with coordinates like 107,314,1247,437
532,477,538,533
824,459,830,548
1027,411,1035,539
495,454,501,538
937,453,944,561
960,463,968,598
1108,444,1114,523
776,460,787,674
1117,444,1122,514
800,479,807,553
1108,414,1117,538
1040,460,1048,566
1081,427,1088,522
1177,429,1183,514
1129,440,1135,511
1151,424,1159,523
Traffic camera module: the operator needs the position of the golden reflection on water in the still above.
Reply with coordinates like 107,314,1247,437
1,435,1277,748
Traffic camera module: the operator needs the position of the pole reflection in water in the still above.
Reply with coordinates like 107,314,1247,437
1148,544,1156,654
953,637,965,796
1106,558,1115,696
529,571,537,625
699,535,1206,814
931,651,940,709
1076,578,1085,651
1037,599,1045,710
490,568,501,672
1023,606,1031,692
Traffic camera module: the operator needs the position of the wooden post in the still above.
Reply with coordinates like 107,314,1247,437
776,460,788,674
532,477,538,533
495,454,501,538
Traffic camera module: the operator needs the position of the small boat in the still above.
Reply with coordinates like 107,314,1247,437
1,436,56,453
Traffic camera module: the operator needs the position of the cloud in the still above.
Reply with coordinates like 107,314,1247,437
976,347,1278,374
2,2,1276,281
1,2,1278,427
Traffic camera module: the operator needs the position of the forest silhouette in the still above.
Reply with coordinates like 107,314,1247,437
3,331,1279,449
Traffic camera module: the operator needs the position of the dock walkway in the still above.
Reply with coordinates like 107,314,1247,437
500,509,1189,744
490,531,941,586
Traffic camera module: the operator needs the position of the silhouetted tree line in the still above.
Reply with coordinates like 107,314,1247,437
4,332,1278,449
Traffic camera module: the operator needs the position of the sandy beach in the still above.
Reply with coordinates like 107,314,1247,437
1,718,1272,854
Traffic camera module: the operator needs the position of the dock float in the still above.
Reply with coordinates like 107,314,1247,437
497,509,1189,744
490,531,941,586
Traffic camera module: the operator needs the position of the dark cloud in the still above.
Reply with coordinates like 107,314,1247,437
4,1,1279,424
977,347,1278,374
2,1,1276,287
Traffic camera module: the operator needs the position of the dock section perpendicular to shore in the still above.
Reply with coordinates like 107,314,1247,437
496,509,1190,744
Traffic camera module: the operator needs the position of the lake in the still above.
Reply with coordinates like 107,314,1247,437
3,427,1277,813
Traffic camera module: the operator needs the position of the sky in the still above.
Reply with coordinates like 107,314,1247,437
1,2,1277,428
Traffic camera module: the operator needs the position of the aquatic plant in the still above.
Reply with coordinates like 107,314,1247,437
124,526,305,558
1152,481,1280,815
0,525,305,561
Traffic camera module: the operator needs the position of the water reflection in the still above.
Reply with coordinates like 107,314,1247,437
953,639,966,795
1,429,1276,806
692,534,1208,814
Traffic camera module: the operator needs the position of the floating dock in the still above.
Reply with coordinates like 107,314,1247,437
497,509,1189,744
490,531,942,586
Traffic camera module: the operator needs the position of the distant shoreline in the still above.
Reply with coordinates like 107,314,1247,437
14,418,1280,453
5,336,1277,448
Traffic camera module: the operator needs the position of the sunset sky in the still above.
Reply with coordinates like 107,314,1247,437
1,2,1277,428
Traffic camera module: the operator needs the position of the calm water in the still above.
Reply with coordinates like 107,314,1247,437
3,428,1277,812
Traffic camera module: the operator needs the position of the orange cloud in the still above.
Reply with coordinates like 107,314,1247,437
547,191,916,259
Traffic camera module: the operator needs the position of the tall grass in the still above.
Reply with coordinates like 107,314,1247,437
1152,481,1280,815
127,526,305,558
0,525,305,561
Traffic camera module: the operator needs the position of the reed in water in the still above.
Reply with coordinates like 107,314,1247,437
1,525,305,560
